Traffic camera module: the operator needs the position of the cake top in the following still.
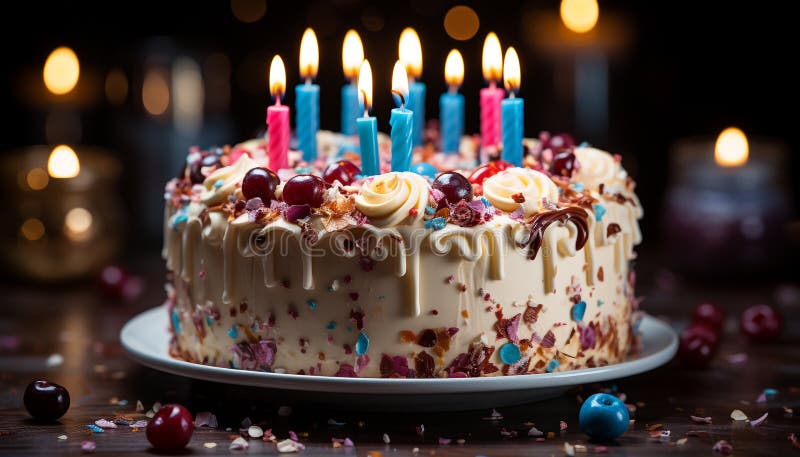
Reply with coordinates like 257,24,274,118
165,132,640,252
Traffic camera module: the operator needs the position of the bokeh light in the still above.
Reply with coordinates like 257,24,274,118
64,207,93,242
20,218,45,241
47,145,80,179
715,127,749,167
142,69,170,116
43,47,80,95
444,6,480,41
26,168,49,191
560,0,599,34
230,0,266,23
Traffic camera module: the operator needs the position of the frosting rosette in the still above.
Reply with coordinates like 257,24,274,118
483,167,559,216
201,155,257,206
355,172,430,227
572,146,627,191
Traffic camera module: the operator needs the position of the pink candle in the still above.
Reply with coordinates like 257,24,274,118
267,55,290,170
480,32,505,151
480,84,504,149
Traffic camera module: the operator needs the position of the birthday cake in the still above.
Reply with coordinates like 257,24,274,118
162,131,643,378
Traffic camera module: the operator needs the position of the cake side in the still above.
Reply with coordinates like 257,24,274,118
163,133,643,377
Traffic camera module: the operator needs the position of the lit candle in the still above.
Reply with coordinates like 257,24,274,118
341,30,364,135
501,47,524,166
295,28,320,162
439,49,464,155
390,61,413,172
399,28,425,147
356,60,379,176
480,32,505,153
267,55,289,171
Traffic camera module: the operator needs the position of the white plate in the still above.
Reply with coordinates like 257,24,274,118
121,306,677,411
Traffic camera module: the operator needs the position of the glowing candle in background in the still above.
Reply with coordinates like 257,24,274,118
295,28,320,162
439,49,465,155
399,28,425,147
389,61,413,172
356,60,379,176
501,47,524,166
480,32,504,155
267,55,289,171
341,30,364,136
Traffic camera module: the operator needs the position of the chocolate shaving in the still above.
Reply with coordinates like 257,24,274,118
607,223,622,238
519,207,590,261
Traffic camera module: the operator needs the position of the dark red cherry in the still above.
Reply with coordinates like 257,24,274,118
322,160,361,186
550,151,577,178
740,304,782,343
242,167,280,203
433,171,473,207
24,380,70,422
468,160,512,185
691,301,725,332
98,265,128,298
146,404,194,450
282,174,327,208
678,324,719,368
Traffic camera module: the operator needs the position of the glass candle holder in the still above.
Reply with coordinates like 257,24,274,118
662,137,792,276
0,145,123,281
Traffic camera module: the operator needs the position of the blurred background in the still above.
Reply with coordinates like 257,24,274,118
0,0,797,285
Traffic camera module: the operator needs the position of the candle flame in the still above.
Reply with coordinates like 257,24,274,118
391,60,409,107
482,32,502,83
560,0,599,34
503,47,521,93
398,27,422,79
43,46,80,95
299,28,319,80
715,127,749,167
342,30,364,80
269,55,286,100
47,145,80,179
444,49,464,88
357,60,373,113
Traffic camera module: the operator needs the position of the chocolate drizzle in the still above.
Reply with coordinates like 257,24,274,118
519,207,590,260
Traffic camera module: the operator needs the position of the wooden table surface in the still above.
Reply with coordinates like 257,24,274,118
1,255,798,456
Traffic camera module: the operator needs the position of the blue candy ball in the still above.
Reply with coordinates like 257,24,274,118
579,393,630,441
410,162,439,180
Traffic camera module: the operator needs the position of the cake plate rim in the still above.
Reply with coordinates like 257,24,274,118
121,305,678,396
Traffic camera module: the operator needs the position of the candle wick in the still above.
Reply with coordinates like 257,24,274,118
489,80,496,90
509,91,516,99
360,89,370,117
305,77,311,85
391,89,406,108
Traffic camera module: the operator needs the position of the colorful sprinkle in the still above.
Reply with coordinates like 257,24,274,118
546,359,560,372
597,300,604,307
206,316,214,327
355,332,369,355
425,205,436,215
499,343,521,365
306,300,317,310
424,217,447,230
571,182,585,192
171,310,181,334
213,179,224,189
571,301,587,321
592,204,606,221
171,213,188,230
228,326,239,339
86,424,104,433
480,196,491,207
325,321,337,330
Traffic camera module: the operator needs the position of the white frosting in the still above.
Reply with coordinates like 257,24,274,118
573,146,628,191
482,168,560,216
201,155,257,206
354,172,430,227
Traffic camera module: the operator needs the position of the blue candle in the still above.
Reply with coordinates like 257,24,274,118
296,29,320,162
390,61,413,172
407,81,425,146
341,83,359,135
501,47,524,166
356,60,379,176
341,30,364,135
440,49,465,154
399,28,425,147
295,82,319,161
